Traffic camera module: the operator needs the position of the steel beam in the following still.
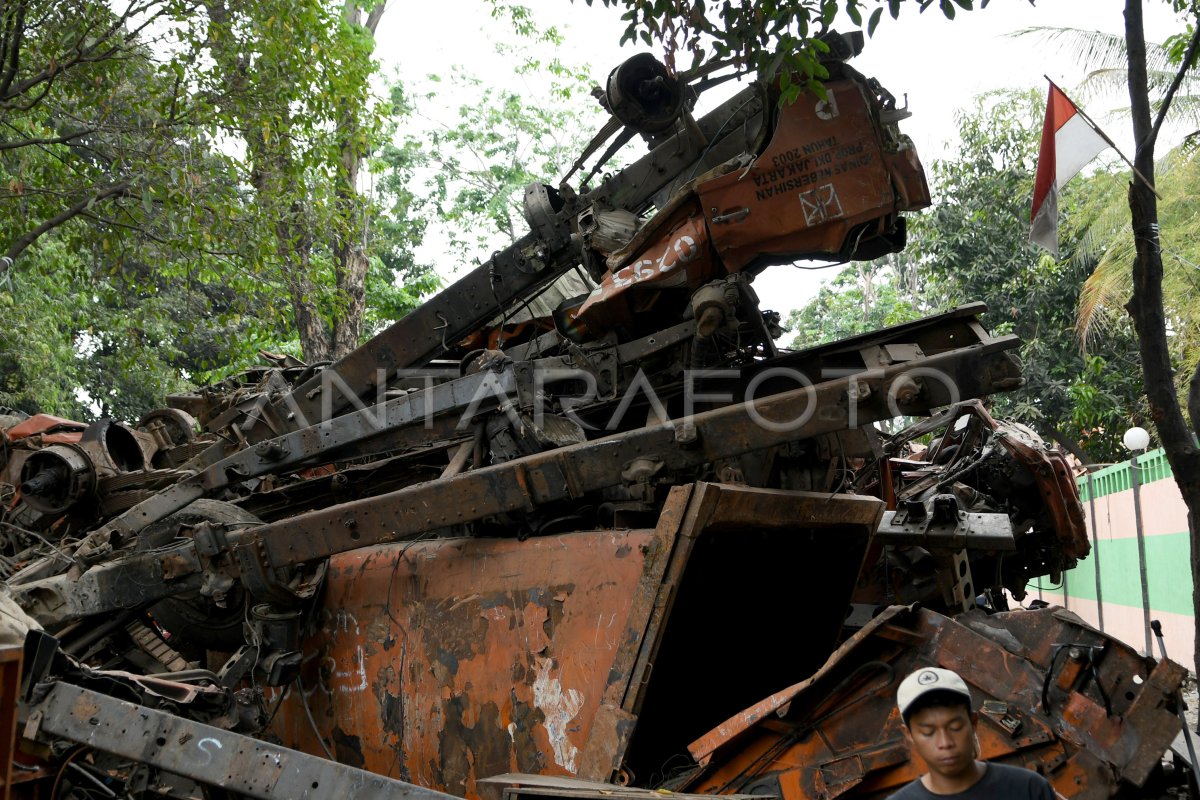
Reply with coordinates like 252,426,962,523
28,682,461,800
15,336,1020,626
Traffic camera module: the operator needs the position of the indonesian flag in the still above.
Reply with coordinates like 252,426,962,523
1030,83,1111,256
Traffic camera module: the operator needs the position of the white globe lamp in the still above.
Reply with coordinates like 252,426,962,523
1123,426,1151,453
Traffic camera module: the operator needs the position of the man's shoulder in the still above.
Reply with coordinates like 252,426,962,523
887,778,933,800
983,763,1055,797
986,762,1050,784
888,764,1054,800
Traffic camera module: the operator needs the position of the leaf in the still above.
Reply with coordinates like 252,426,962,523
940,0,956,19
868,7,883,36
142,188,154,215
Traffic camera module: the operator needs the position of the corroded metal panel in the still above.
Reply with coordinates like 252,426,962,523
270,528,673,799
696,78,927,272
267,483,880,800
686,606,1185,800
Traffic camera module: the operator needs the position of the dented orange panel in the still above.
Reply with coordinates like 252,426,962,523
696,79,915,271
267,484,878,800
3,414,85,444
575,208,714,333
685,607,1184,800
269,529,671,799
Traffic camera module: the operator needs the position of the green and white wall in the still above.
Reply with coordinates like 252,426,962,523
1037,449,1194,675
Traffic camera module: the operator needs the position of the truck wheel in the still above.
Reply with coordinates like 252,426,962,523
140,499,260,655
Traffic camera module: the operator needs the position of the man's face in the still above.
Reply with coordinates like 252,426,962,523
902,704,977,780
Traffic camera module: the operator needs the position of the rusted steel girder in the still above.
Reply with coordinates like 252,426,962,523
24,682,463,800
13,334,1019,626
67,303,999,563
72,367,516,557
247,333,1016,573
684,606,1186,800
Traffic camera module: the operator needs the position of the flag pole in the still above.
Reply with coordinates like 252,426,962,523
1045,75,1163,200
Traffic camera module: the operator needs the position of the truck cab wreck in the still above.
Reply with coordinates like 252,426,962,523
0,33,1188,800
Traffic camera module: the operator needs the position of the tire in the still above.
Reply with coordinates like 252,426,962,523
142,499,260,655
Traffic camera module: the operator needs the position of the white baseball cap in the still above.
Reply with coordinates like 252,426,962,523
897,667,972,718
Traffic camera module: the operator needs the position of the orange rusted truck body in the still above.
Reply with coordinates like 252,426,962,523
0,38,1186,800
271,484,880,798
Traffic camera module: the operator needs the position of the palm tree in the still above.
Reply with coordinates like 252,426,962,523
1017,26,1200,394
1075,148,1200,390
1017,26,1199,143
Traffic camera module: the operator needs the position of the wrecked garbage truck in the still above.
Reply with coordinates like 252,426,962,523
0,33,1189,800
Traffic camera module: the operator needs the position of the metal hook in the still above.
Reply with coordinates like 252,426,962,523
434,312,450,351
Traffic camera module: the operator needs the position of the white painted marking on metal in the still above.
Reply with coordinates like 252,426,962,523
532,657,584,774
332,645,369,693
196,737,223,765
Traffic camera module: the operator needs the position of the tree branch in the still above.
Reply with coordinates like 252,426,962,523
0,1,168,109
0,1,27,101
364,2,386,34
3,180,130,262
0,127,95,151
1146,11,1200,152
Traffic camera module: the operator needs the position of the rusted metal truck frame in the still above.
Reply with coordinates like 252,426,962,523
0,34,1190,800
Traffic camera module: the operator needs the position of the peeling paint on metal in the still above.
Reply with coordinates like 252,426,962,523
332,725,366,768
532,656,585,774
270,529,663,794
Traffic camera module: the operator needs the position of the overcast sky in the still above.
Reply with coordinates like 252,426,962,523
373,0,1191,320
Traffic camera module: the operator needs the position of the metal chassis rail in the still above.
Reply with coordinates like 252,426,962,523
14,334,1020,625
25,682,461,800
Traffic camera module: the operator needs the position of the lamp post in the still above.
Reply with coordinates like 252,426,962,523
1086,468,1104,632
1124,426,1153,656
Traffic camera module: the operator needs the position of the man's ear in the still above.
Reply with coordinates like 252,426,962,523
901,723,913,748
969,711,980,727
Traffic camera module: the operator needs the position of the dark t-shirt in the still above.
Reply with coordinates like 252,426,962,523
889,763,1055,800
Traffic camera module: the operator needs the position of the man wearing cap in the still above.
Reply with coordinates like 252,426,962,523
892,667,1055,799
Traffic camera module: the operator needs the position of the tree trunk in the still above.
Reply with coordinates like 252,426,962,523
328,0,384,359
1122,0,1200,673
279,216,332,364
248,138,332,364
204,0,338,364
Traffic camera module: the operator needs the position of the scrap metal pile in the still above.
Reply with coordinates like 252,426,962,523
0,33,1189,800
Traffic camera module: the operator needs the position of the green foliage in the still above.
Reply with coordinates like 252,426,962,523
1015,26,1200,142
1026,22,1200,444
1075,147,1200,398
911,88,1146,460
366,82,443,334
407,30,608,264
1053,25,1200,385
0,0,285,419
0,234,267,420
586,0,1002,101
911,90,1044,310
788,87,1146,461
0,239,93,417
0,0,433,419
785,254,924,347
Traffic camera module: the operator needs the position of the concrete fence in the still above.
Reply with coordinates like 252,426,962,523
1037,448,1196,675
